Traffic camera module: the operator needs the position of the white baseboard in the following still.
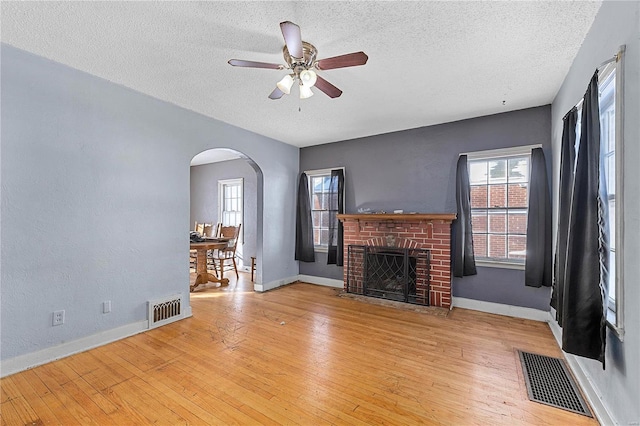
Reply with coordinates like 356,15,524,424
254,274,342,292
452,297,550,322
1,319,150,378
297,274,343,288
547,317,616,425
254,275,299,292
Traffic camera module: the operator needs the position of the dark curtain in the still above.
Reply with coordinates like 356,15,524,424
551,108,577,325
327,169,344,266
562,72,609,367
295,172,315,262
452,155,477,277
525,148,552,287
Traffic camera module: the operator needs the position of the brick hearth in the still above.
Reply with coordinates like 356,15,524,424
338,214,456,309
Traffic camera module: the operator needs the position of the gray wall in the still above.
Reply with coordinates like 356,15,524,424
1,44,299,364
550,2,639,424
190,159,258,267
300,106,552,310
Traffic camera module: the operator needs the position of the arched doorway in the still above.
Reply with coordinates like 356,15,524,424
189,148,263,288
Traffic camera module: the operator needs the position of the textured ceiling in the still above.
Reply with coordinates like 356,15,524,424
1,1,601,148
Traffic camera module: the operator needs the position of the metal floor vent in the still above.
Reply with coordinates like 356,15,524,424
148,294,183,329
518,351,592,417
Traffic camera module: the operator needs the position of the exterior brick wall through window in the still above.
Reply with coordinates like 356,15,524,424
468,154,530,263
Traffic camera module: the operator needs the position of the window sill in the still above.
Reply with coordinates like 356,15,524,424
475,260,525,271
606,309,624,341
314,246,328,253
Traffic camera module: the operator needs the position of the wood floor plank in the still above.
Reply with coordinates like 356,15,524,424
120,375,210,425
147,362,266,425
169,355,333,425
31,368,98,425
0,377,20,403
1,274,598,425
61,376,123,420
178,346,364,425
137,366,234,424
102,377,188,425
6,396,41,425
0,400,23,426
89,350,209,424
91,344,148,379
6,372,61,425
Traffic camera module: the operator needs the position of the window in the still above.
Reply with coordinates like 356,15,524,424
307,168,342,250
600,65,617,314
467,147,535,267
218,178,243,227
599,60,623,334
573,53,623,335
218,178,243,265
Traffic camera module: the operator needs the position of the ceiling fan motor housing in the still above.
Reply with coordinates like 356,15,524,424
283,41,318,75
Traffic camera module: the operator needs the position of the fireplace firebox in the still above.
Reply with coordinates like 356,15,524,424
347,245,431,305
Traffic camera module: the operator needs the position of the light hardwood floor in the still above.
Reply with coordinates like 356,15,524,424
1,273,597,425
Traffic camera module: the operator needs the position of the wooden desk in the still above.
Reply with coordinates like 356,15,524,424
190,241,229,292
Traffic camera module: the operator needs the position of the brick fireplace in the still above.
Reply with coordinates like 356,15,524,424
337,213,456,309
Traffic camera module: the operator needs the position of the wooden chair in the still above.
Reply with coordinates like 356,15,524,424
190,222,201,272
194,221,204,235
211,224,242,279
191,222,215,274
213,223,222,238
194,221,215,237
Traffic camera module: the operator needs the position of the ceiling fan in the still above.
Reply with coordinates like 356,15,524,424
228,21,368,100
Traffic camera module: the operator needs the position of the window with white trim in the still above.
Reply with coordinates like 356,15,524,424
218,178,243,266
600,64,617,320
218,178,243,227
306,168,343,251
579,59,622,333
467,147,534,266
572,51,623,335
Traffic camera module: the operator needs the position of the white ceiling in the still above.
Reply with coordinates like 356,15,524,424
1,1,601,148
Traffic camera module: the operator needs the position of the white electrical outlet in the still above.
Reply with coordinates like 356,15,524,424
103,300,111,313
53,310,65,326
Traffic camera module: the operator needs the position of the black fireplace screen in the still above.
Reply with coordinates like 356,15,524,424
346,245,431,305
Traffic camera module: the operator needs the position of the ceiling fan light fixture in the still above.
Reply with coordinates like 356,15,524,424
229,21,367,100
276,74,294,94
299,84,314,99
299,69,317,87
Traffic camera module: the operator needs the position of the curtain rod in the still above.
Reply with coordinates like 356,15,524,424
597,45,625,70
563,45,625,121
597,55,617,70
562,106,578,121
459,144,542,158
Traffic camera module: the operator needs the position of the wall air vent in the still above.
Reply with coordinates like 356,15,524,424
148,294,183,329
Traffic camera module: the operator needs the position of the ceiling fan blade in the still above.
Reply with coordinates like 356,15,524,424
314,75,342,98
268,87,285,100
228,59,282,70
280,21,303,59
316,52,368,70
